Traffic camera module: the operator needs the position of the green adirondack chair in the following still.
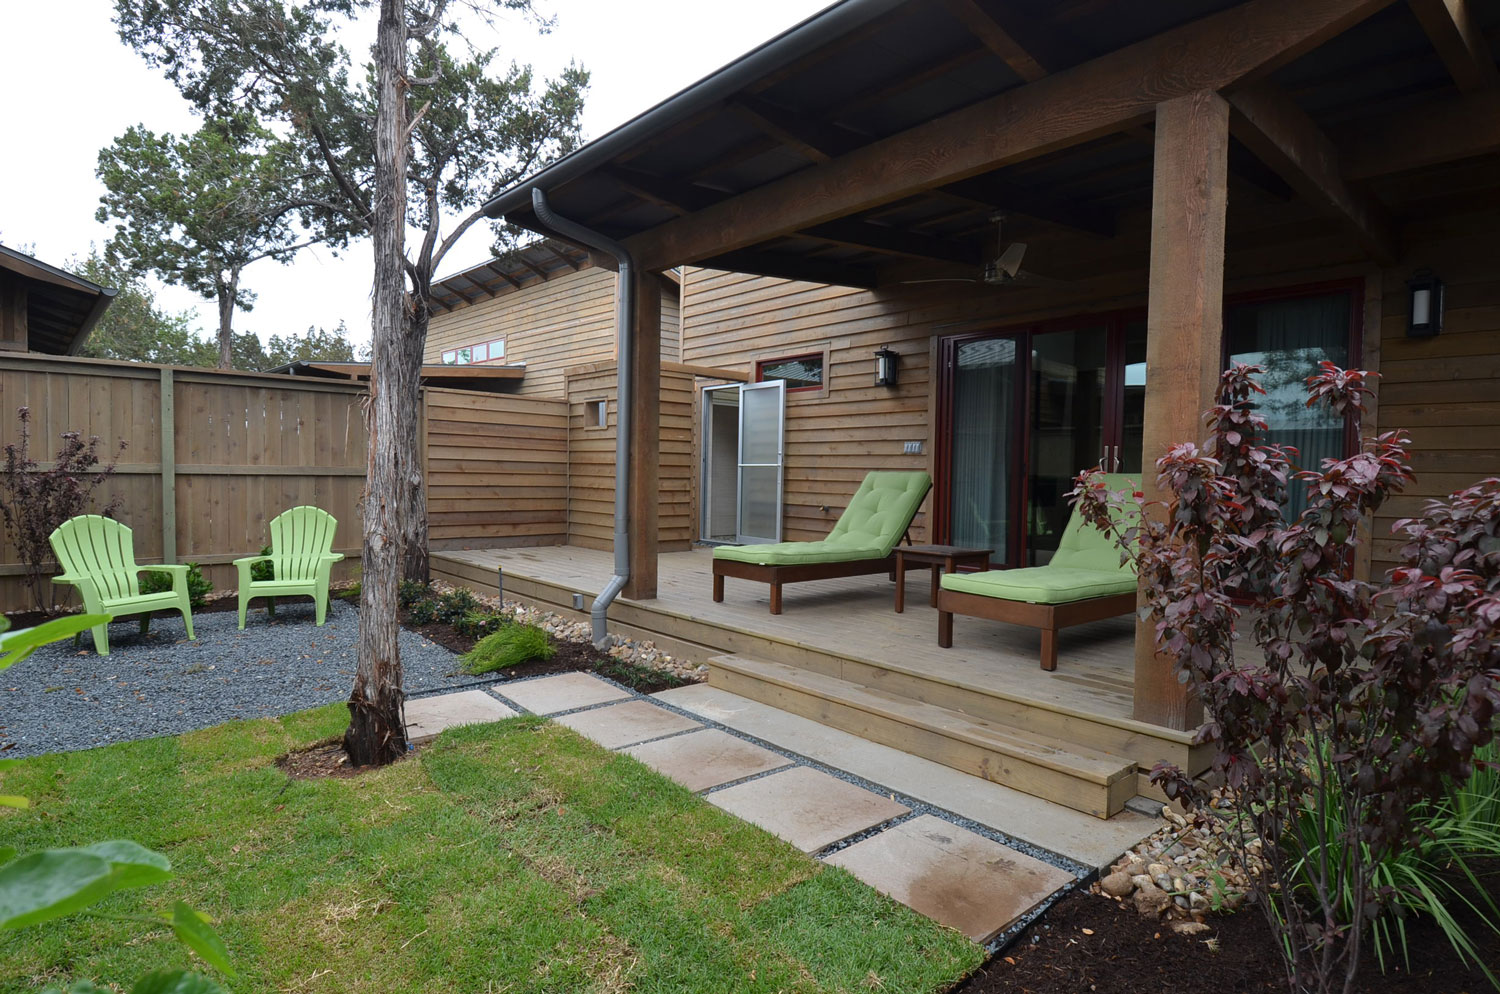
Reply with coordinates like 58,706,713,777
48,515,196,656
234,506,344,629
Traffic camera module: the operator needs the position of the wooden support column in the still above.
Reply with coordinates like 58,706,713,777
1134,91,1227,731
624,269,661,600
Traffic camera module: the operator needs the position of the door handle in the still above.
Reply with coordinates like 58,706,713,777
1112,445,1121,472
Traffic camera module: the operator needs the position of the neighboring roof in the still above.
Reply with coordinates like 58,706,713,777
478,0,1493,288
429,239,592,313
269,360,527,391
0,244,117,355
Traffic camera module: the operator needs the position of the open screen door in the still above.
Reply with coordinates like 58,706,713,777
735,379,785,545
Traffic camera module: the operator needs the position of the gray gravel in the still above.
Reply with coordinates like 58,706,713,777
0,599,470,758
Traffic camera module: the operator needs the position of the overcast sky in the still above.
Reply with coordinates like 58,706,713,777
0,0,831,348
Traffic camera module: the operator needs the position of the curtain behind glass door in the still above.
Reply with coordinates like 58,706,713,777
1227,292,1351,520
950,338,1019,565
1028,327,1108,565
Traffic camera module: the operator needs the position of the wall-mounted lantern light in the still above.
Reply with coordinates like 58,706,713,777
875,346,900,387
1406,270,1444,339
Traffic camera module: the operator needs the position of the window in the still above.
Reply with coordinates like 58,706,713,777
488,338,505,360
441,349,457,364
471,342,489,363
584,398,608,429
756,353,824,391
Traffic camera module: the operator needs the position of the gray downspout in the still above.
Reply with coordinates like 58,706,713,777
530,188,633,648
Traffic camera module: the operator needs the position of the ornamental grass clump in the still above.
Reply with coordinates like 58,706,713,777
1072,362,1500,994
460,623,554,675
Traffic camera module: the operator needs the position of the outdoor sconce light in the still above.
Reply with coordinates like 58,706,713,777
1406,270,1444,338
875,346,900,387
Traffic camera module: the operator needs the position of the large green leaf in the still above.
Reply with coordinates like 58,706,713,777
132,971,226,994
0,841,173,929
0,614,112,670
171,902,234,976
0,794,28,809
0,850,116,929
79,841,173,891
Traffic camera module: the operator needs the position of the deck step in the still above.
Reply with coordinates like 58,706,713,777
707,655,1138,819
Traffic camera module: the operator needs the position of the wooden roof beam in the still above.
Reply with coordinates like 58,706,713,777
1408,0,1499,92
697,249,879,289
542,242,582,270
936,0,1091,82
940,174,1115,237
799,219,981,266
484,262,524,290
1335,87,1500,178
604,166,721,215
1226,82,1399,262
939,0,1048,80
518,257,551,282
730,95,865,163
626,0,1398,270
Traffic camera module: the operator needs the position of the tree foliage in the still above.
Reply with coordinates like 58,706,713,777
96,115,348,368
1072,363,1500,994
0,408,127,614
72,251,212,367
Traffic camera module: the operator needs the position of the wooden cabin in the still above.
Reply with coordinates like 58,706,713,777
0,245,116,356
430,0,1500,813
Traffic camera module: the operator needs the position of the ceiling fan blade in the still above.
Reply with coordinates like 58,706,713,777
996,241,1027,278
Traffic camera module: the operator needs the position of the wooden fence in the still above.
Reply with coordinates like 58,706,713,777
0,355,369,612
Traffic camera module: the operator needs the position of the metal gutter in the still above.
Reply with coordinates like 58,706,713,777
529,188,635,648
479,0,906,220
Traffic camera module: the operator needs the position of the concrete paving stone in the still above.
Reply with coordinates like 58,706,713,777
827,814,1074,944
554,699,700,749
708,766,909,853
653,683,1157,870
404,690,517,745
623,728,792,792
498,672,630,715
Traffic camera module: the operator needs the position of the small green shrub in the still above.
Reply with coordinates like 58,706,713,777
460,624,554,675
397,579,430,609
140,562,213,609
454,609,504,640
435,587,480,625
337,581,361,601
598,656,685,691
406,597,438,626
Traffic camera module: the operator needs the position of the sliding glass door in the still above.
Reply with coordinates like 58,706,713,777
937,282,1359,567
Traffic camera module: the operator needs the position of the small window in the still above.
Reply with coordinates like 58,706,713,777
471,342,489,363
441,349,457,364
584,398,608,429
488,338,506,360
756,353,824,391
455,347,472,365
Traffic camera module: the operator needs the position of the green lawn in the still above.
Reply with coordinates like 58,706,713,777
1,706,981,993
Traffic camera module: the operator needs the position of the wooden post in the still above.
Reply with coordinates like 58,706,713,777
159,367,177,565
1134,91,1228,730
624,270,661,600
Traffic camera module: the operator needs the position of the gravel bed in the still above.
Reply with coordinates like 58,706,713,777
0,600,470,758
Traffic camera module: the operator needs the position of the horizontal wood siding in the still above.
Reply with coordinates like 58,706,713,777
424,387,569,550
564,363,694,553
426,266,617,398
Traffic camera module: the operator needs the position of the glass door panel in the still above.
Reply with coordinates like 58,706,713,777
1028,327,1109,565
736,379,785,544
1119,319,1147,475
949,337,1020,565
1226,292,1352,519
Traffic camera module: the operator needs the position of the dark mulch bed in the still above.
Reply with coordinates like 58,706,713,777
399,610,689,695
958,884,1496,994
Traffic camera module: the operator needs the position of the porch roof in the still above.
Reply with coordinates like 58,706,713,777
482,0,1499,288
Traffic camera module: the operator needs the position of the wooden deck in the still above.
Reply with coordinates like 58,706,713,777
433,545,1207,799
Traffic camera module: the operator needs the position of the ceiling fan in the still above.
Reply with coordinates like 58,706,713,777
981,212,1065,287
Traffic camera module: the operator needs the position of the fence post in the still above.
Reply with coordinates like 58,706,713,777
160,367,176,565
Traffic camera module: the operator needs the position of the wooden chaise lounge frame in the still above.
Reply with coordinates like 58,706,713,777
712,471,931,615
935,473,1140,671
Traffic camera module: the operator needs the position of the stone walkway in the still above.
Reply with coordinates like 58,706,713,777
404,674,1163,945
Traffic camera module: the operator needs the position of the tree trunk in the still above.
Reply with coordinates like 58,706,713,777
216,273,238,369
401,300,430,583
345,0,410,767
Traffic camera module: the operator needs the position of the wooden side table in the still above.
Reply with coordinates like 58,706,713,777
893,545,993,613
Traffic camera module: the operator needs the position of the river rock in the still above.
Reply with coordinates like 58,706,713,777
1099,871,1135,898
1133,881,1172,916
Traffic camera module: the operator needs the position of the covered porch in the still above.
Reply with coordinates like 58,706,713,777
434,544,1207,815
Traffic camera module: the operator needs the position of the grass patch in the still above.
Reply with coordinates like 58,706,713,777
0,709,979,993
459,623,555,675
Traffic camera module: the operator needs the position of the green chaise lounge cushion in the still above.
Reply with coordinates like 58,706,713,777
940,474,1139,604
713,470,931,566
